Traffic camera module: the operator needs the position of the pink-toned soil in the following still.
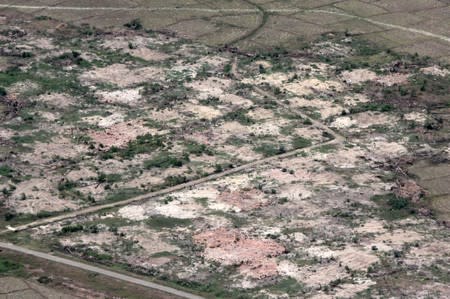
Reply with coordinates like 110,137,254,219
193,228,285,278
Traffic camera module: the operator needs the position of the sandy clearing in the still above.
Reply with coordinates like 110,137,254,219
404,111,427,124
118,205,147,221
341,69,377,84
405,241,450,266
83,112,125,128
367,139,407,160
285,78,344,96
376,73,410,86
95,87,143,106
278,260,348,287
336,247,379,271
37,93,76,107
80,64,163,88
217,189,268,212
187,77,232,98
332,112,398,130
9,178,78,214
88,120,155,149
220,93,254,108
194,228,284,278
66,168,97,182
21,137,88,164
289,97,345,119
421,65,449,77
183,104,222,120
365,229,423,252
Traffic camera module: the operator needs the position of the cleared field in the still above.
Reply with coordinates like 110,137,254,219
0,0,449,60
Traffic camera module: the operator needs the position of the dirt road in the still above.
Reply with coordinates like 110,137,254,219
0,4,449,44
0,242,204,299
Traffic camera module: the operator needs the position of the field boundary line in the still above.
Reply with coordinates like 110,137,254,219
1,4,449,43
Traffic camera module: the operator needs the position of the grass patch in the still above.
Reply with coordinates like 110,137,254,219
254,143,286,157
144,152,185,169
313,144,337,153
266,277,305,296
105,188,143,202
11,130,53,144
223,109,255,125
0,257,22,274
184,141,213,156
0,165,13,178
292,137,312,149
371,193,415,220
103,134,166,159
146,215,192,230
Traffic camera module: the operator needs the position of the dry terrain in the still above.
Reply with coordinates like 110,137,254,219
0,6,449,299
0,0,449,62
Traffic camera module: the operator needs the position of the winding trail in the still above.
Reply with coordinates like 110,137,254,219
0,242,204,299
227,0,268,45
0,4,449,43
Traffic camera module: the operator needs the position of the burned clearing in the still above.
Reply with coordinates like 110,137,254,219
0,6,449,299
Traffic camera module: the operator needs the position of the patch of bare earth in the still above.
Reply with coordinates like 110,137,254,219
341,69,377,84
217,189,268,212
37,93,76,107
420,65,449,77
289,97,345,119
88,120,155,149
9,178,78,214
193,228,285,279
95,87,143,106
21,137,88,164
80,64,163,88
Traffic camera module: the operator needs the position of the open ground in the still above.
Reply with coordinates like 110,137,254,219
0,0,450,62
0,3,449,299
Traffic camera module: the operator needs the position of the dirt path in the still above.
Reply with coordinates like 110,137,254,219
230,58,345,142
0,59,344,235
227,0,268,45
0,4,449,44
0,242,204,299
309,9,450,44
1,138,339,234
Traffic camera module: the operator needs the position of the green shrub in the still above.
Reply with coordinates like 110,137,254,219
60,224,84,234
0,165,13,177
146,215,192,229
106,134,165,159
105,188,143,202
184,141,212,156
255,143,285,157
292,137,312,149
0,257,22,273
144,152,184,169
371,193,414,220
163,175,187,186
97,172,121,184
223,109,255,125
